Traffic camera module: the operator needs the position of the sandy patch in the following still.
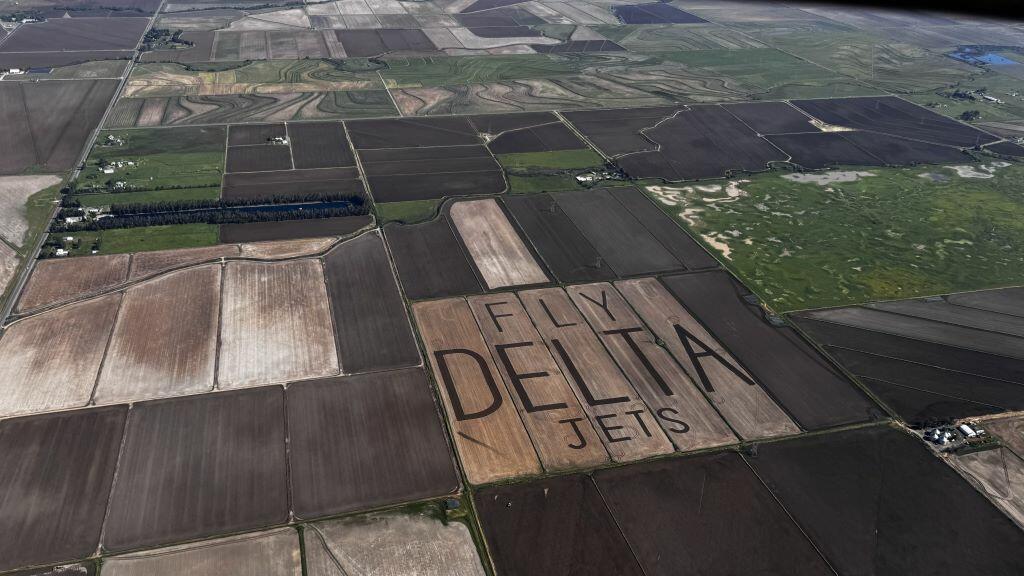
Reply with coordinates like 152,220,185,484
809,118,854,132
306,511,486,576
0,175,60,246
946,161,1012,179
449,27,559,49
918,172,951,182
782,170,875,185
0,242,18,297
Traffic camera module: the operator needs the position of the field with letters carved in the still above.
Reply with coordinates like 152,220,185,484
3,0,1024,574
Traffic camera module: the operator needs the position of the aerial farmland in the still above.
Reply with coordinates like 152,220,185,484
2,0,1024,574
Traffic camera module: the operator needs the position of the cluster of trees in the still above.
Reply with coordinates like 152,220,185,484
141,28,192,51
52,205,368,233
109,191,365,216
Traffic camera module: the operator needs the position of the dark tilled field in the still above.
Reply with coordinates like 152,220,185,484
336,29,436,58
455,7,542,27
562,106,680,157
287,368,458,519
838,131,969,165
613,2,707,24
663,271,880,430
468,111,557,135
222,167,363,200
359,147,498,177
322,231,421,374
225,144,293,173
346,117,480,149
219,214,372,243
503,193,616,284
488,123,586,154
986,140,1024,157
792,290,1024,423
102,388,289,552
0,17,149,52
722,101,815,135
358,144,493,166
475,474,645,576
0,407,126,572
616,105,786,180
609,187,720,270
367,170,505,202
383,217,483,300
467,25,539,38
554,188,686,277
594,452,829,575
767,132,884,169
792,96,998,148
0,51,133,69
460,0,530,13
0,80,119,175
287,122,355,169
228,123,285,146
947,286,1024,316
747,426,1024,574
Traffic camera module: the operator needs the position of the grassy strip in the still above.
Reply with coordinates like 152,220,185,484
376,199,442,224
74,187,221,208
49,223,219,256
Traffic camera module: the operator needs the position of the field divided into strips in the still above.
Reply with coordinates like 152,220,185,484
564,97,1002,182
286,368,459,518
0,224,437,417
475,426,1024,575
414,269,872,483
304,509,486,576
15,253,129,312
0,406,126,572
792,286,1024,425
102,529,301,576
615,277,797,440
449,199,547,290
348,116,505,202
566,283,736,451
0,17,149,52
218,259,339,388
0,294,121,418
0,370,459,568
468,293,609,471
103,387,290,552
521,286,675,461
94,265,221,404
413,297,543,485
663,271,878,430
0,80,120,175
322,231,420,374
383,216,484,300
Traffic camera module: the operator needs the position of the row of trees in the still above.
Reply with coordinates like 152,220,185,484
51,205,368,233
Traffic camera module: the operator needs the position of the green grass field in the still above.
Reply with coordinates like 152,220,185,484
646,163,1024,312
662,48,879,99
381,54,579,88
74,187,221,208
51,223,219,256
376,199,443,224
78,126,225,193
